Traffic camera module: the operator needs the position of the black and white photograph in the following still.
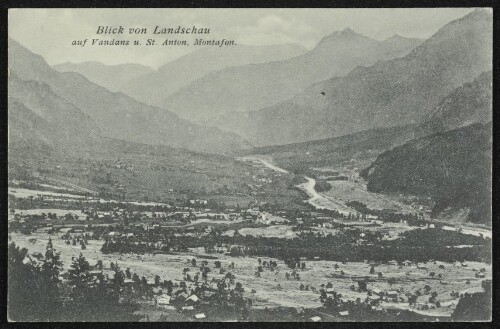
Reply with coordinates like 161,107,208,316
5,7,493,322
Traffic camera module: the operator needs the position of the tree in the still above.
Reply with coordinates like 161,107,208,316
95,260,103,270
67,253,92,299
125,268,131,279
370,266,375,275
113,268,125,287
154,275,161,286
8,242,61,321
39,238,63,319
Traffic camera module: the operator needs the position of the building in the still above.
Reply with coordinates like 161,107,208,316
386,291,398,298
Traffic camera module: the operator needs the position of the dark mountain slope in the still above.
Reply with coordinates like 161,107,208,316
361,123,492,224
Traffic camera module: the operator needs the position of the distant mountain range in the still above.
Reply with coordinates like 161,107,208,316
120,43,307,106
161,29,422,122
216,9,492,146
8,38,252,155
53,61,154,92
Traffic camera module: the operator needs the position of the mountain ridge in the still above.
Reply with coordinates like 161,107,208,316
53,61,154,92
213,9,492,146
8,37,252,155
160,29,422,122
120,43,308,105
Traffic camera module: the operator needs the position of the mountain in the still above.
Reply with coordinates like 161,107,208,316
419,71,492,133
8,38,252,155
6,73,281,204
53,61,154,92
161,29,422,122
8,73,100,140
249,124,422,173
216,9,492,146
120,43,307,105
250,68,492,174
361,123,492,224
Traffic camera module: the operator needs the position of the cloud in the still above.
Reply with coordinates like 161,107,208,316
231,15,319,48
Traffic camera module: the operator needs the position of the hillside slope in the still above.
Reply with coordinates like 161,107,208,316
250,68,492,174
361,123,492,224
8,38,251,155
419,71,492,134
53,61,154,92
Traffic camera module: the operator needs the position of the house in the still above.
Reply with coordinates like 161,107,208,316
157,296,171,305
182,306,194,311
339,311,349,316
195,313,206,319
310,316,321,322
386,291,398,298
186,295,199,302
403,260,412,266
177,292,189,300
388,260,398,266
203,291,215,298
372,288,382,296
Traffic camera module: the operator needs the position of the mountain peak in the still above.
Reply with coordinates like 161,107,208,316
342,27,355,34
316,27,371,48
386,33,403,40
383,34,422,44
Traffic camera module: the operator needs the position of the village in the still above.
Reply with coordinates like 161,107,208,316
7,174,492,322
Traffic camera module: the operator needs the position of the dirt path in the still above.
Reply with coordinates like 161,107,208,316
298,177,354,215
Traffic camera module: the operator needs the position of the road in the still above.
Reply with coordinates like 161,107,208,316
297,177,355,215
241,156,354,215
238,156,289,174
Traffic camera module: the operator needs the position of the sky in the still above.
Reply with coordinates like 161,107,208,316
9,8,476,69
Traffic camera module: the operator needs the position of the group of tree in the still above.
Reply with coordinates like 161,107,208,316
8,240,141,321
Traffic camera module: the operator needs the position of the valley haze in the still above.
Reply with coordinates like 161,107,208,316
7,8,492,323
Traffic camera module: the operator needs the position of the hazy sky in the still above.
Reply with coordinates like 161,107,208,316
9,8,475,69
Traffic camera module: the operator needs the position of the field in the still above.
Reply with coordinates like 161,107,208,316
322,180,413,212
11,229,491,319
